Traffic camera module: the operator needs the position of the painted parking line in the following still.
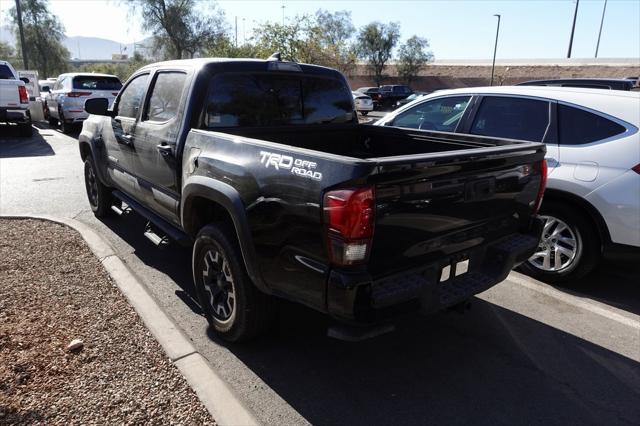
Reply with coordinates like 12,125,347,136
507,271,640,330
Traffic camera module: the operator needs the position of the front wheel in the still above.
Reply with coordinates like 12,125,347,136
520,201,600,284
192,224,274,342
360,111,369,116
83,158,112,217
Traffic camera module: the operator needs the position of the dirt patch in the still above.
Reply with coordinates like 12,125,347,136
0,219,215,425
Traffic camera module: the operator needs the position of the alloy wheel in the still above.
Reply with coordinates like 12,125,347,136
85,163,99,208
201,248,236,323
528,215,579,272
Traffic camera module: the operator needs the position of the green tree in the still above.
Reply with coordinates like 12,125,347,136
397,36,433,86
310,10,357,75
356,22,400,86
0,41,15,62
251,16,315,62
9,0,69,77
127,0,227,59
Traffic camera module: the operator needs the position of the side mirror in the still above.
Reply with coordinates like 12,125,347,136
20,77,30,84
84,98,112,116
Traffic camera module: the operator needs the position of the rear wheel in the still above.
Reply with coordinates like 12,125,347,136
520,201,600,284
192,224,274,342
59,109,73,134
83,158,112,217
361,111,369,116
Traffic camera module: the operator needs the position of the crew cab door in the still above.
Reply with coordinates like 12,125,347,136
126,71,189,224
102,73,150,193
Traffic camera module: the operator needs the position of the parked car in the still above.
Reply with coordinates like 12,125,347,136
39,79,53,120
518,78,637,91
79,58,546,341
355,87,382,108
395,92,427,108
379,85,413,109
376,86,640,283
47,73,122,133
352,91,373,115
0,60,32,136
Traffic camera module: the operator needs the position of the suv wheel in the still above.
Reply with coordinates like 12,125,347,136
83,158,112,217
520,201,600,284
59,109,73,134
192,224,274,342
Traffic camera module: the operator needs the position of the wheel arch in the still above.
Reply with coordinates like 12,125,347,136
182,176,271,294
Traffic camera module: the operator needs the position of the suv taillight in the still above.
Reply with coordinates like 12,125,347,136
632,164,640,174
323,186,375,266
18,86,28,104
67,91,92,97
533,159,548,214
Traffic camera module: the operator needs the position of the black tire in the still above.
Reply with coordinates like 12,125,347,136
519,201,600,284
361,111,369,116
83,158,112,217
192,224,274,342
59,109,73,134
48,113,58,127
18,123,33,137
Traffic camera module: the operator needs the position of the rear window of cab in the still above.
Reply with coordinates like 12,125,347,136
203,73,354,127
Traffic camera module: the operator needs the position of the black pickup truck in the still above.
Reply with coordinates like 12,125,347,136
79,57,546,341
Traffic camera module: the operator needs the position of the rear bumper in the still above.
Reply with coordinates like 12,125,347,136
0,107,31,124
61,107,89,122
326,218,544,323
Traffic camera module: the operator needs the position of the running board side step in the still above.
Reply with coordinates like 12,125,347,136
110,203,131,216
112,190,192,246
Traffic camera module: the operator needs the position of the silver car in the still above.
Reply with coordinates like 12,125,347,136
376,86,640,284
47,73,122,133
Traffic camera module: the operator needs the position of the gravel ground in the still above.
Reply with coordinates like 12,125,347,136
0,219,215,425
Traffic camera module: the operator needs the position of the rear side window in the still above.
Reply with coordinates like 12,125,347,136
146,72,187,122
471,96,549,142
73,76,122,91
391,96,471,132
204,73,353,128
558,104,626,145
0,64,15,79
117,74,149,119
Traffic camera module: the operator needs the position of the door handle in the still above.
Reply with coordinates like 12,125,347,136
117,133,133,146
156,144,173,156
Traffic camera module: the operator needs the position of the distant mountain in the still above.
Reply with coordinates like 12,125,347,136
0,28,151,60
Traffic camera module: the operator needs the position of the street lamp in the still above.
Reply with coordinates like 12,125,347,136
490,14,501,86
595,0,607,58
567,0,580,58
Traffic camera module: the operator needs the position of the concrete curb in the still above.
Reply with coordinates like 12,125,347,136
1,214,259,426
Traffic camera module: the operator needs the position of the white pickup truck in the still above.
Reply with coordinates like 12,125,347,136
0,60,33,136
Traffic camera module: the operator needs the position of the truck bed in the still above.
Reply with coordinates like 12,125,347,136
213,123,532,160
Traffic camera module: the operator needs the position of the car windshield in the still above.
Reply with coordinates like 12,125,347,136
204,73,354,127
73,76,122,91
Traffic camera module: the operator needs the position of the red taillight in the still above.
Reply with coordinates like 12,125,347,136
112,92,119,96
632,163,640,174
323,187,375,266
67,91,92,97
18,86,28,104
533,159,548,214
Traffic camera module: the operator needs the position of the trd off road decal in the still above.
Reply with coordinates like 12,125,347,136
259,151,323,181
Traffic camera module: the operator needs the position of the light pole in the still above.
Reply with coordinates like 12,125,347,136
595,0,607,58
490,14,501,86
567,0,580,58
281,4,285,25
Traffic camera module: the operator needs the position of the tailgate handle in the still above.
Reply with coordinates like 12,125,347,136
157,144,173,156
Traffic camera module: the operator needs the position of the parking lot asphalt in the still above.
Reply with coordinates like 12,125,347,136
2,125,639,425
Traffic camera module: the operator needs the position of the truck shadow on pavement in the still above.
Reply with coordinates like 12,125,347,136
95,212,640,426
0,126,54,158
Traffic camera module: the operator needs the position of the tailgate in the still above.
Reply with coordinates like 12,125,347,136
367,143,545,278
0,80,20,108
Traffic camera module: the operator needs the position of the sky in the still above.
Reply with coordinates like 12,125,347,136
0,0,639,59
